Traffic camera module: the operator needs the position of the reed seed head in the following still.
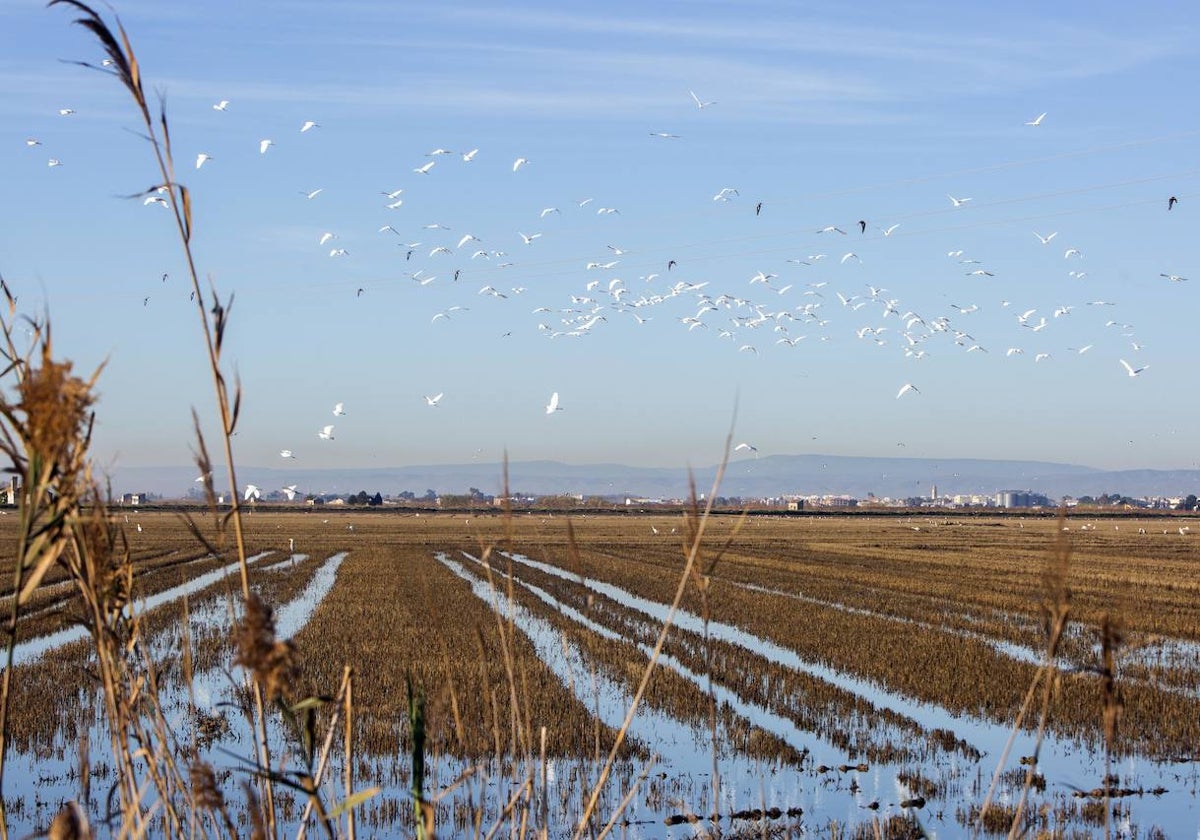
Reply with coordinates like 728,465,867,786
235,592,298,702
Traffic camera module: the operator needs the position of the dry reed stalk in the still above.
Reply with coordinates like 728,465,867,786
682,479,750,833
1098,612,1124,840
481,777,533,840
344,667,355,840
47,3,279,832
571,436,733,840
976,510,1072,838
538,726,548,840
294,666,371,840
593,755,657,840
0,307,100,838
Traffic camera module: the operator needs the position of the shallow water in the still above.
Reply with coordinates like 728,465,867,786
4,545,1197,839
10,550,274,666
483,550,1200,838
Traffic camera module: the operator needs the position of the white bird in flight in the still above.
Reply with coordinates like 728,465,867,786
461,148,479,162
279,449,295,458
414,161,435,174
896,383,920,399
244,484,261,501
734,442,758,455
1119,359,1148,377
512,157,529,172
1033,231,1057,245
259,139,274,154
300,120,319,132
333,402,346,416
518,232,542,245
47,158,62,167
424,393,444,406
948,195,972,207
195,153,212,169
318,425,335,440
212,100,230,111
1025,112,1046,127
689,90,715,109
545,391,561,414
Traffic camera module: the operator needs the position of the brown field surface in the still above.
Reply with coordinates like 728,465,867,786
2,507,1197,836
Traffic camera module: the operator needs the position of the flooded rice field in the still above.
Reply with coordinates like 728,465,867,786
1,510,1197,837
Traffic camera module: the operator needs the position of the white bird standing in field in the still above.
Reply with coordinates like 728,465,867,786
896,383,920,399
545,391,561,414
424,393,443,407
318,425,335,440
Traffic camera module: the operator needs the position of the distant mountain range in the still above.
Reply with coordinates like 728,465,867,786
107,455,1200,501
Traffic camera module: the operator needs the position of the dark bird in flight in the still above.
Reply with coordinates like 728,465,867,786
356,288,364,297
1168,195,1178,210
668,259,677,271
858,220,867,233
406,249,414,261
755,202,762,216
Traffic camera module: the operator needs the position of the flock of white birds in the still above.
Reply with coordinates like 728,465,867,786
26,87,1191,482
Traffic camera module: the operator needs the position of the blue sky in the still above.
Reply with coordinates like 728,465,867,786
1,0,1197,476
